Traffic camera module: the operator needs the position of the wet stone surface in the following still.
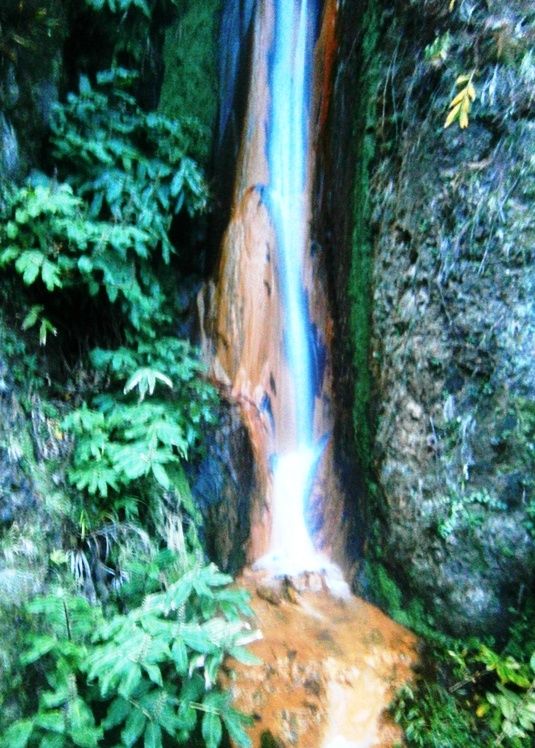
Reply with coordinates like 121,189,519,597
224,570,417,748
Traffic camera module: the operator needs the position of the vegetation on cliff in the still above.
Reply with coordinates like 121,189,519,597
0,2,255,747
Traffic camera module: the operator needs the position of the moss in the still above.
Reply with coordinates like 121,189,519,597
346,0,380,480
158,0,221,163
364,560,403,615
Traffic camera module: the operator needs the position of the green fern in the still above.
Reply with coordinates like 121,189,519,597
1,562,256,748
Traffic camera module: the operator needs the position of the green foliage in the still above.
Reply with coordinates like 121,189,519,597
21,305,58,346
51,69,208,225
390,614,535,746
393,641,535,747
476,647,535,746
0,10,235,747
392,682,487,748
83,0,178,19
424,32,451,67
0,69,208,335
0,306,45,390
62,337,216,558
366,564,535,746
436,488,506,539
1,561,256,748
159,0,220,163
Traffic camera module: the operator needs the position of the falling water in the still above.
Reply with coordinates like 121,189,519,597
255,0,333,577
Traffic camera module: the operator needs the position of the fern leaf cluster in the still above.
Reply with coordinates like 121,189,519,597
2,563,256,748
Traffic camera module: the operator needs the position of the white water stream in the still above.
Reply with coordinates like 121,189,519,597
255,0,339,580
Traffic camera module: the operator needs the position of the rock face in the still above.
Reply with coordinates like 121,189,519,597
225,571,417,748
0,360,36,527
189,401,254,573
0,0,67,182
324,0,535,635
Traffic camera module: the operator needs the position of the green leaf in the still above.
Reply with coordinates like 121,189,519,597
143,663,163,688
152,462,170,489
78,256,93,274
41,684,69,710
34,711,65,734
124,368,173,401
121,708,146,747
15,250,44,285
36,736,64,748
21,304,44,331
221,709,252,748
68,698,102,747
6,221,19,239
2,720,34,748
103,697,130,730
21,635,57,665
228,646,262,666
0,247,19,266
143,722,162,748
171,639,188,675
181,626,216,655
41,259,62,291
118,662,142,698
202,712,223,748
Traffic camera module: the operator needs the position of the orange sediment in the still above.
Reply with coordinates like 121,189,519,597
224,571,418,748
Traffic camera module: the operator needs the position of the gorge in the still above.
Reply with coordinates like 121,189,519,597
0,0,534,746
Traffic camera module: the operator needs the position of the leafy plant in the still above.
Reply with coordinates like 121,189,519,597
65,338,215,494
58,335,217,593
436,488,506,539
391,682,488,748
83,0,179,19
0,69,209,336
425,32,451,68
476,647,535,746
21,305,57,346
391,628,535,747
2,561,257,748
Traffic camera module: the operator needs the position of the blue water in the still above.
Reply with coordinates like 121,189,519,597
257,0,327,575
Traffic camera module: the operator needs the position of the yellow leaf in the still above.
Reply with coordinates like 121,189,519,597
455,74,470,84
459,110,469,128
449,90,466,108
467,82,476,101
444,104,460,128
449,0,456,10
476,703,489,718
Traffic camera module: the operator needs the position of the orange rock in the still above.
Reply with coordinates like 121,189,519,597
224,572,417,748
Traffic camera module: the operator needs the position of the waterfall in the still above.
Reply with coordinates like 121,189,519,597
207,0,349,582
254,0,332,576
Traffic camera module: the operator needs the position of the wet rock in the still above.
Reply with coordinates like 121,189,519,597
189,399,254,572
225,572,417,747
0,357,37,526
257,583,283,606
261,732,286,748
0,568,43,605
